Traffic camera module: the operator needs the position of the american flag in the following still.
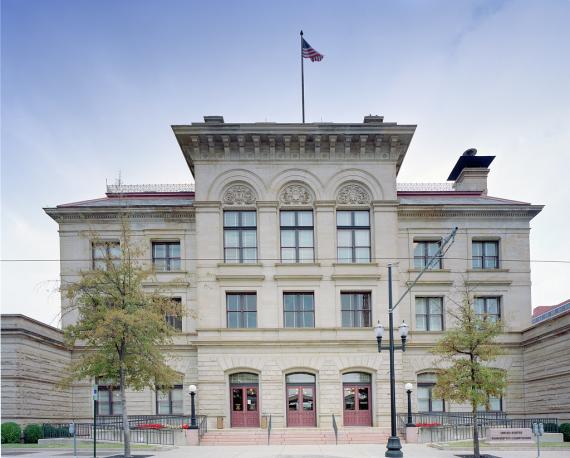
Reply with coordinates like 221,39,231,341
302,38,324,62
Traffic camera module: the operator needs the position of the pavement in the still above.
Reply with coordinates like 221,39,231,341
1,444,569,458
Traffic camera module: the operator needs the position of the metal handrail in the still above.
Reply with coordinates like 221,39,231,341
332,414,338,445
267,414,272,445
198,415,207,442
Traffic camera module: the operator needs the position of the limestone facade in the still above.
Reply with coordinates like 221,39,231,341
10,114,557,428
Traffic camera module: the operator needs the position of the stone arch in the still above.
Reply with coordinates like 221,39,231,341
327,168,385,201
270,168,324,201
221,182,257,207
278,182,315,206
207,168,265,202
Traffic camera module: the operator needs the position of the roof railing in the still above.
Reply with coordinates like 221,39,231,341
106,184,195,194
397,183,454,192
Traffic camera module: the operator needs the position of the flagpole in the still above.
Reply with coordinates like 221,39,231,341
300,30,305,123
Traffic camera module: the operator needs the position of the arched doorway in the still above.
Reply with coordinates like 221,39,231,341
286,373,316,427
229,372,259,427
342,372,372,426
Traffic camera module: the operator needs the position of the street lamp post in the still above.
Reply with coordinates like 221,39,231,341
374,265,409,458
405,383,414,427
188,385,198,429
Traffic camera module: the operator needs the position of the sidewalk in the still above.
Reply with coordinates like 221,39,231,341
3,443,569,458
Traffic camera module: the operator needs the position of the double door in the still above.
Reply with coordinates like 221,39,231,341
287,384,316,427
230,385,259,427
343,383,372,426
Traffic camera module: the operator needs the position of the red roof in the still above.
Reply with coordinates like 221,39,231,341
532,299,570,317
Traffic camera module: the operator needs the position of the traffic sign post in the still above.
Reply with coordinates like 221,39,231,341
93,387,98,458
532,422,544,458
69,423,76,457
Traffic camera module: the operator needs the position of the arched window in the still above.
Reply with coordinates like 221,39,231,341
342,372,371,383
286,373,315,384
229,372,259,384
417,373,445,412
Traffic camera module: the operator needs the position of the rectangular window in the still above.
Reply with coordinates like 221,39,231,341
226,293,257,328
97,380,122,416
341,292,371,327
417,373,445,412
337,210,371,263
152,242,181,271
280,211,314,263
165,297,183,331
415,297,444,331
413,241,442,269
477,396,503,412
283,293,315,328
474,297,501,322
92,241,121,271
472,241,499,269
156,385,183,415
224,211,257,264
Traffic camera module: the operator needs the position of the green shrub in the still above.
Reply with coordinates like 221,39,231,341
1,422,21,444
543,422,559,433
23,424,43,444
560,423,570,442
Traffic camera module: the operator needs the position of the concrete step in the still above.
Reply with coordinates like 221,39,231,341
200,427,394,445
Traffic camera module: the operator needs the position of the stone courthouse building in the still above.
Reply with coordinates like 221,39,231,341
6,114,568,431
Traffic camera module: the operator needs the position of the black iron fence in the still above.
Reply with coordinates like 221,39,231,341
397,412,559,443
41,415,208,446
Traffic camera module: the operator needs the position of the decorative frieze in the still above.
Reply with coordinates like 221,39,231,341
279,184,313,206
337,184,371,205
222,184,257,206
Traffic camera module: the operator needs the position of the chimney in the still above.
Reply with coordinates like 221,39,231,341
203,115,224,124
447,148,495,195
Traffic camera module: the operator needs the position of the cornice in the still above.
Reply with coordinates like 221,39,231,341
44,207,195,223
215,274,266,281
398,205,543,219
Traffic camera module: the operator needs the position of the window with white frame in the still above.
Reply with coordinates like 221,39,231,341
413,240,442,269
280,211,314,263
415,297,444,331
417,373,445,412
224,211,257,264
165,297,182,331
341,292,371,327
156,384,183,414
283,292,315,328
92,241,121,271
97,379,123,415
472,240,499,269
152,241,181,271
337,210,371,263
474,297,501,322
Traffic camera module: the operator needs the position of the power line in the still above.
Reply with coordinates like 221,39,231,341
1,257,569,264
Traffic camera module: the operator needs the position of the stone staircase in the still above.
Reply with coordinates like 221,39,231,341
200,427,393,445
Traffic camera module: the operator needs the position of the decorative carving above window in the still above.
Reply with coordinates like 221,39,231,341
222,184,257,206
279,184,313,206
337,184,371,205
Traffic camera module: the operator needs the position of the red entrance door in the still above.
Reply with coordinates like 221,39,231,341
230,385,260,427
343,384,372,426
287,384,316,427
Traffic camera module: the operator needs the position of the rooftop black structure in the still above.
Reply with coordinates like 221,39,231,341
447,149,495,181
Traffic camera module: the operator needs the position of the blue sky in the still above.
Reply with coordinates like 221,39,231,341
2,0,569,326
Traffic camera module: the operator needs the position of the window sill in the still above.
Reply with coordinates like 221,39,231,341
153,270,188,274
275,262,321,267
407,269,451,273
467,268,510,273
332,262,379,267
217,262,264,267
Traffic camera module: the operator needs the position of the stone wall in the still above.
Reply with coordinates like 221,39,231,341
521,311,570,422
1,315,72,424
